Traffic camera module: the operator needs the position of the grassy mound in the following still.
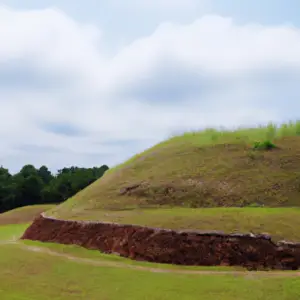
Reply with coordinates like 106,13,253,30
0,205,55,225
47,121,300,236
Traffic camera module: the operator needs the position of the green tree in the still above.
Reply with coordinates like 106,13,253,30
0,166,15,212
38,165,54,184
0,163,109,212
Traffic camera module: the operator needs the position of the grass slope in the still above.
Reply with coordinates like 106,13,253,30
48,122,300,233
0,205,55,225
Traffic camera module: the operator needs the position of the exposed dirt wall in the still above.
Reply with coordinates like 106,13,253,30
21,213,300,270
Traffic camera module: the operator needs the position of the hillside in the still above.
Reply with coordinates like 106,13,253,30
44,122,300,240
0,205,55,225
48,122,300,214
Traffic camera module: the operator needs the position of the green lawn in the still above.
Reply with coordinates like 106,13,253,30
1,243,300,300
2,223,300,299
0,223,29,241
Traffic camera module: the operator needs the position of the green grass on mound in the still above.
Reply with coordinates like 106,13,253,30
62,207,300,242
49,121,300,225
0,205,55,226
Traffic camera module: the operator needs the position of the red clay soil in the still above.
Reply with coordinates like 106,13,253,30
21,213,300,270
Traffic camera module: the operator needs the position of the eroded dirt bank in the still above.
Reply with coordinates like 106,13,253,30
21,213,300,270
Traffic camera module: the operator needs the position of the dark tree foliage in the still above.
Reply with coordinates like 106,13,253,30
0,164,109,213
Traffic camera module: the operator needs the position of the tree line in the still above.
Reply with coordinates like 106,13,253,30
0,164,109,213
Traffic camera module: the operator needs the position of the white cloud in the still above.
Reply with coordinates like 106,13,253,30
0,6,300,172
107,16,300,82
109,0,210,12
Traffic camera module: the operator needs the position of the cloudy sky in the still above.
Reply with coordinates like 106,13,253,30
0,0,300,173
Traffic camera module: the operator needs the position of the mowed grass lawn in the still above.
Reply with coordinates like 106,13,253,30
1,220,300,299
0,223,29,241
1,242,300,300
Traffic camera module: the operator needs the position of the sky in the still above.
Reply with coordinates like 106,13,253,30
0,0,300,173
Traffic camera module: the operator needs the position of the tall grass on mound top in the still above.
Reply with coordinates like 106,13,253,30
170,121,300,146
108,120,300,172
252,140,277,151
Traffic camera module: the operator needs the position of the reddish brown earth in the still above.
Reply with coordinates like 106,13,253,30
21,213,300,270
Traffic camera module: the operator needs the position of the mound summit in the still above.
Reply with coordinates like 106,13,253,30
48,122,300,220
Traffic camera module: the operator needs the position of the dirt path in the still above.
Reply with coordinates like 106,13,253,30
2,240,300,278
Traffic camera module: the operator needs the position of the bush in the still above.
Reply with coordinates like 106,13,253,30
248,202,265,207
252,140,277,151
